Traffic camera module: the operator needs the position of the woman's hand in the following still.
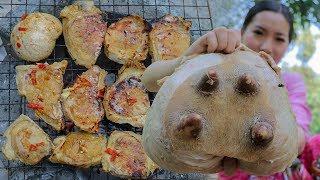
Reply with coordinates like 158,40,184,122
141,27,241,92
184,27,241,56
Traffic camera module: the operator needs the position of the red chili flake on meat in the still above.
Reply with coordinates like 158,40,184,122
18,27,27,31
76,77,92,88
127,97,137,106
105,148,119,162
16,42,21,48
37,63,47,69
28,141,45,151
97,88,105,99
21,13,28,20
36,142,45,146
27,102,44,111
29,69,37,85
29,144,37,151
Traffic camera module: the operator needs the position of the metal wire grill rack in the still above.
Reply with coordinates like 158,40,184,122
0,0,213,179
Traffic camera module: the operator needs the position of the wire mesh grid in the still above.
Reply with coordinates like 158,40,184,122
0,0,213,179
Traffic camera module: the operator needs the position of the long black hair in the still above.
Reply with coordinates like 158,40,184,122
242,0,294,42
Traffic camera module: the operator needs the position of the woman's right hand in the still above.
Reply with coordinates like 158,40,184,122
142,27,241,93
184,27,241,56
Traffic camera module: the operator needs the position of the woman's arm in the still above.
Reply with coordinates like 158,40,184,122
141,58,182,92
283,72,312,134
282,72,312,153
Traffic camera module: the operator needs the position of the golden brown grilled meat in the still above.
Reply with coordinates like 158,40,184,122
10,12,62,62
104,63,150,127
61,66,106,133
60,0,107,68
104,15,148,64
49,132,106,168
16,60,68,131
149,14,191,61
102,131,157,178
2,114,52,165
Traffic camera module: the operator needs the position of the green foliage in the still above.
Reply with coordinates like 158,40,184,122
296,27,318,65
289,66,320,134
255,0,320,28
284,0,320,28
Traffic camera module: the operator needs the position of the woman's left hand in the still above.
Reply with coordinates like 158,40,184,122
184,27,241,56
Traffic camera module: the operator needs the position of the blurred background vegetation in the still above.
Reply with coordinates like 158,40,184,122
282,0,320,134
214,0,320,134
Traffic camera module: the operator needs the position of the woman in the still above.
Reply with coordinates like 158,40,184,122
190,1,313,179
142,0,312,179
